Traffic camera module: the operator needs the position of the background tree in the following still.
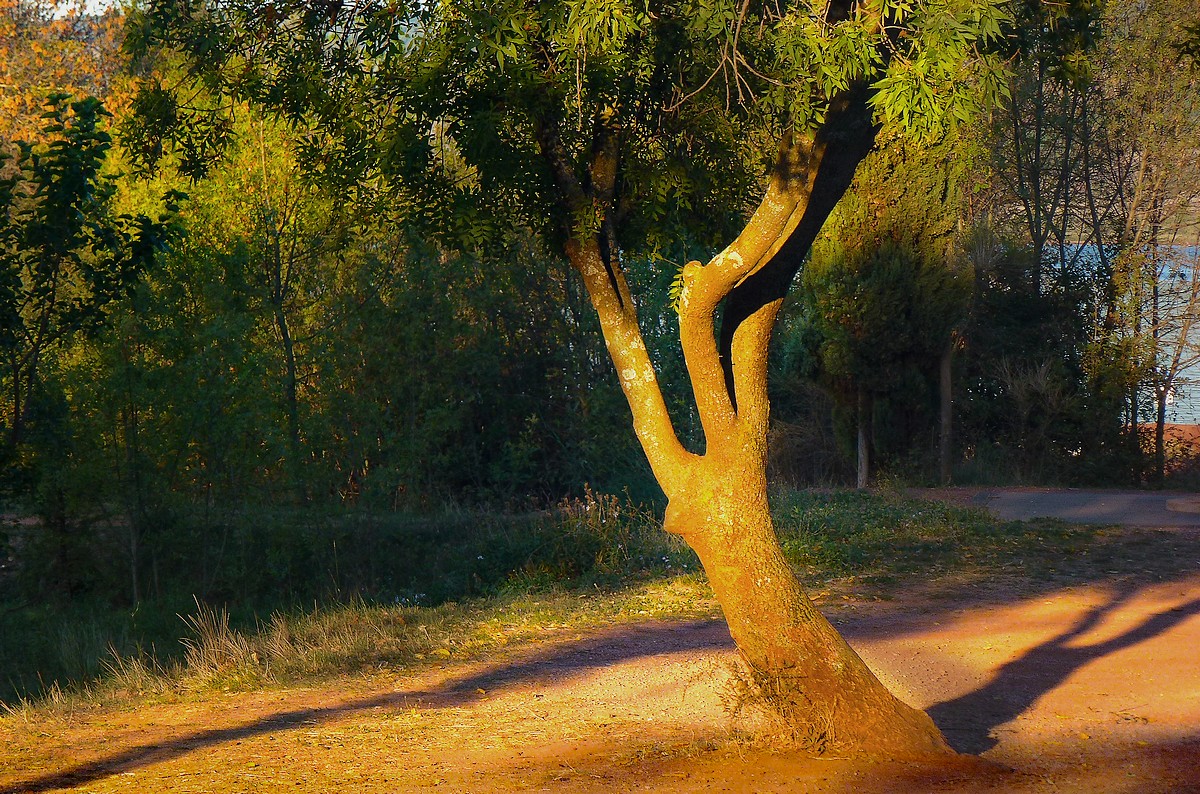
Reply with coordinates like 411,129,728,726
781,129,975,487
950,0,1200,486
990,0,1100,293
0,94,173,595
1090,0,1200,482
0,95,170,456
0,0,126,142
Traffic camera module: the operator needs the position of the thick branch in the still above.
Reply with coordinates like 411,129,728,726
588,107,621,205
532,114,587,223
589,108,633,309
539,108,697,492
719,80,881,421
677,132,819,444
568,237,698,492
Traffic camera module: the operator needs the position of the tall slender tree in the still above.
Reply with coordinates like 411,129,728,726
1098,0,1200,481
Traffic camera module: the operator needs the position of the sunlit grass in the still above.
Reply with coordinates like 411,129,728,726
0,575,720,724
773,487,1095,591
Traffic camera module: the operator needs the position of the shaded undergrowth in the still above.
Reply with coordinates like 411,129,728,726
5,486,1197,717
0,488,696,709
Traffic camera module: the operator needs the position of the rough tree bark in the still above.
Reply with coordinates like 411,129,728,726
541,85,952,758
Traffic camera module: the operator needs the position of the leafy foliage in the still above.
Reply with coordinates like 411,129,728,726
1182,21,1200,65
0,94,175,459
124,0,1011,252
0,0,127,142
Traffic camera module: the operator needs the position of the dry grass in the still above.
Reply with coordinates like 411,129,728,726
0,574,721,725
15,486,1181,725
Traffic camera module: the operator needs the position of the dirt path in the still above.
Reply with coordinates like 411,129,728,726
910,486,1200,527
3,549,1200,791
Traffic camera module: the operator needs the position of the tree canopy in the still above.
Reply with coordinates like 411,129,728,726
4,0,1200,753
126,0,1009,248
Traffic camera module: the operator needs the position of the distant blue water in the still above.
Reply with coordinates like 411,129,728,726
1067,244,1200,425
1152,245,1198,424
1167,383,1200,424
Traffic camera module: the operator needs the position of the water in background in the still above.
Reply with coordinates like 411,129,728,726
1168,387,1200,424
1069,244,1200,426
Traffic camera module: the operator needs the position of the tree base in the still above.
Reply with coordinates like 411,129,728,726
723,651,954,760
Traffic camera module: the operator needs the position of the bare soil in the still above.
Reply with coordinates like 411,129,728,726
3,531,1200,792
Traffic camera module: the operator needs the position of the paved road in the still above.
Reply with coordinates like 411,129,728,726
970,488,1200,527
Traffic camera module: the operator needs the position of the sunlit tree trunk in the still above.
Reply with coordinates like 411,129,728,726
550,100,952,757
661,429,947,756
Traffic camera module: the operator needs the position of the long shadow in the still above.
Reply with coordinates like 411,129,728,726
0,619,733,794
926,582,1200,754
9,576,1200,790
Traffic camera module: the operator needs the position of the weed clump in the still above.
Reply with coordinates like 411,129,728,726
719,655,837,754
178,600,265,691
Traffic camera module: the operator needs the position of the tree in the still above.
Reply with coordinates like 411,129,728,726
0,94,174,597
1093,0,1200,482
0,0,127,142
976,0,1200,485
798,237,970,487
185,115,343,500
962,0,1174,485
989,0,1101,294
0,94,172,455
130,0,1009,755
787,129,976,487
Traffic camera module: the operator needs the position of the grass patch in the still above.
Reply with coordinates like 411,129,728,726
8,486,1198,718
0,489,698,708
1,575,719,722
772,488,1096,593
772,487,1200,597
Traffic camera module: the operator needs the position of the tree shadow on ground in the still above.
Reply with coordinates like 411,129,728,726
925,582,1200,754
0,620,733,794
7,566,1200,792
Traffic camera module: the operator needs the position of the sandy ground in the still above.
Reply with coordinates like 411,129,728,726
3,528,1200,791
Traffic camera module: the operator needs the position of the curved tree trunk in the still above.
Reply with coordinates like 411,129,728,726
541,84,953,758
665,447,949,757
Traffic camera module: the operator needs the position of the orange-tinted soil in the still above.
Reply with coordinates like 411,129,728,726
3,554,1199,792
